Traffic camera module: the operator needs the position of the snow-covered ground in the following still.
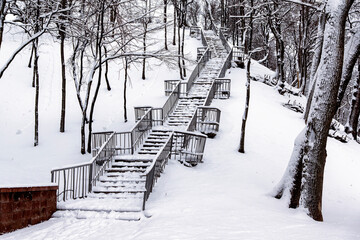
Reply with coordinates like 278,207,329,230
1,26,360,239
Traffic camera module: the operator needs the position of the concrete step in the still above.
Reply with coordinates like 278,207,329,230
112,162,151,168
53,209,143,221
99,178,145,184
106,167,146,173
92,187,146,194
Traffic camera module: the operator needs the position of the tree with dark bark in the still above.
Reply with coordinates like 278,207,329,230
164,0,168,50
58,0,68,133
345,59,360,139
238,0,254,153
273,0,354,221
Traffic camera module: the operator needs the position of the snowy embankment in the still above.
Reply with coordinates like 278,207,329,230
1,53,360,239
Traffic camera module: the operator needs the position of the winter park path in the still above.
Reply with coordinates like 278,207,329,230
50,28,235,221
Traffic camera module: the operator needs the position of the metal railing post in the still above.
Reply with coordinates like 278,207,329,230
88,163,93,193
63,171,66,201
131,132,134,154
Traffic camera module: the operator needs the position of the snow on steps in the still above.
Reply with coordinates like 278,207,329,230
53,210,143,221
53,197,144,221
138,130,173,155
52,130,173,221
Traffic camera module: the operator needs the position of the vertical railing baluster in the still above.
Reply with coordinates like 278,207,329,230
72,168,75,199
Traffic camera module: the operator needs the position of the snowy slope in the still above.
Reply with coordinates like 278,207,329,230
1,55,360,239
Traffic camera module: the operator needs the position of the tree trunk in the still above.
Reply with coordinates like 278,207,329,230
79,44,85,92
239,58,251,153
177,23,183,79
220,0,224,27
273,0,353,221
238,0,253,153
87,2,105,153
181,25,186,78
34,38,40,147
59,9,66,133
124,58,128,122
268,4,285,91
345,59,360,139
0,0,6,51
33,0,41,147
164,0,168,50
142,24,147,80
28,43,34,68
32,53,36,88
173,6,176,45
304,13,326,122
104,46,111,90
81,112,87,154
336,30,360,109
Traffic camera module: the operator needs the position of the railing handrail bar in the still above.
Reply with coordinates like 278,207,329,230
164,79,181,82
134,106,152,109
92,131,114,135
217,48,233,79
174,130,207,138
200,28,210,47
197,47,210,63
91,135,116,182
51,132,116,172
186,108,199,131
187,47,210,91
198,106,221,110
204,81,217,105
163,81,180,100
161,81,180,118
130,108,152,132
219,29,232,53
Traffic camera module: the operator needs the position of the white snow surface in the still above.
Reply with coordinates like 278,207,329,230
1,28,360,239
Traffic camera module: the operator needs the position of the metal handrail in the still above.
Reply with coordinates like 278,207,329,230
164,80,180,96
130,108,153,153
218,48,233,78
187,48,211,92
200,29,209,47
186,107,221,136
134,106,152,121
204,81,217,106
142,132,173,210
219,29,231,53
185,28,211,93
91,131,114,157
51,132,116,201
162,81,180,119
217,28,233,79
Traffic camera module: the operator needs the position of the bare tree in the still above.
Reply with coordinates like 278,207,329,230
273,0,354,221
239,0,254,153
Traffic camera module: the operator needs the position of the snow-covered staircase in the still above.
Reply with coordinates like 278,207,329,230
138,129,173,155
53,129,173,221
51,28,231,222
164,31,227,129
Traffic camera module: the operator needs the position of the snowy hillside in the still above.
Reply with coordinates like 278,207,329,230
1,47,360,239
